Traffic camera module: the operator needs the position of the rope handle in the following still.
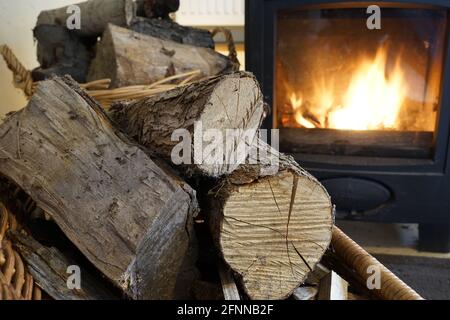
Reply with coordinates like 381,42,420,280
211,27,241,72
0,45,203,108
0,45,34,97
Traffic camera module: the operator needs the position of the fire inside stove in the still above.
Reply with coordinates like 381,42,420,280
289,46,409,131
275,5,447,157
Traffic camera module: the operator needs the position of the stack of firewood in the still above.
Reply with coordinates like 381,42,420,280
1,0,334,300
0,0,425,301
32,0,237,86
0,71,335,300
0,0,427,301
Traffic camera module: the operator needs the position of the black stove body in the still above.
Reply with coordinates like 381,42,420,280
246,0,450,251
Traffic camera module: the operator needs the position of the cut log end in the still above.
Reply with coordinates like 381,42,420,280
109,71,265,178
196,75,264,176
219,170,333,300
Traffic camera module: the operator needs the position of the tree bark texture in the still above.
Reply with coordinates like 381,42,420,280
0,76,198,299
36,0,134,37
87,24,233,87
129,16,214,49
109,71,265,177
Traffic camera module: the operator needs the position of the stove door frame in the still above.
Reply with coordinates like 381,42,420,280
246,0,450,249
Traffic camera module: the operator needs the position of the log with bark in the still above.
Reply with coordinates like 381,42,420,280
32,25,94,83
88,24,233,87
9,230,119,300
109,71,265,177
204,140,334,299
36,0,134,37
129,17,215,49
0,76,199,299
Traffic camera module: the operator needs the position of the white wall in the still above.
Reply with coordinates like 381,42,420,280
176,0,244,26
0,0,79,118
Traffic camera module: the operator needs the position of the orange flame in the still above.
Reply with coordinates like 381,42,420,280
290,93,315,128
290,47,407,130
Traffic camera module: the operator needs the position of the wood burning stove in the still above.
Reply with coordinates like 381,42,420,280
246,0,450,251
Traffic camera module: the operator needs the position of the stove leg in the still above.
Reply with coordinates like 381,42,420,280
418,223,450,253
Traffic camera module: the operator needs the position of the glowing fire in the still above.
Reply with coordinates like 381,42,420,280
290,47,407,130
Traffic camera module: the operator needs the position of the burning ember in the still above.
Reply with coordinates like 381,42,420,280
289,47,408,131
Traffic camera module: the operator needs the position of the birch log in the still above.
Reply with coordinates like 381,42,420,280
0,77,198,299
36,0,134,37
205,140,334,300
87,24,233,87
109,71,265,177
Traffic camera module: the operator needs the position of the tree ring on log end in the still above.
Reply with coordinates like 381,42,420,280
198,76,264,177
220,170,333,300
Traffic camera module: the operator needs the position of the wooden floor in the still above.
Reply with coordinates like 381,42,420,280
337,221,450,300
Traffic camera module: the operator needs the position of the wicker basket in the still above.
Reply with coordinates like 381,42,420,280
0,203,41,300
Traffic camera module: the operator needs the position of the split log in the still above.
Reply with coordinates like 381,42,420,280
87,24,233,87
317,271,348,300
109,71,265,177
0,77,198,299
218,262,240,300
304,263,330,285
32,25,93,83
129,17,215,49
36,0,134,37
205,140,334,299
9,230,119,300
